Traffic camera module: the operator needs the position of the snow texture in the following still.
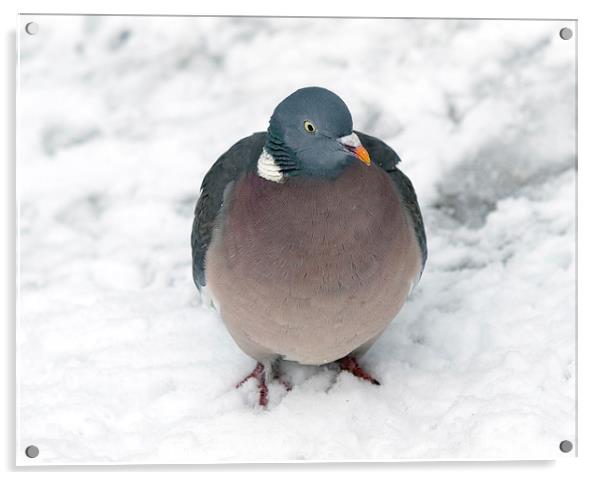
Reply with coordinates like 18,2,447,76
17,16,576,464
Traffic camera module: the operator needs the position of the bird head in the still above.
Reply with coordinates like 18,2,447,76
259,87,371,182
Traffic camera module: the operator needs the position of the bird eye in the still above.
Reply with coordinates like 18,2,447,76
303,120,316,134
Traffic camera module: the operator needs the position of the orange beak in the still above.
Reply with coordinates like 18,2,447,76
352,145,371,166
338,132,371,166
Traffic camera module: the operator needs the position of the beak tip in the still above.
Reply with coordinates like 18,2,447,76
354,146,371,166
337,133,371,166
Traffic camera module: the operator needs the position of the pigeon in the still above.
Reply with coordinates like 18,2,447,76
191,87,427,406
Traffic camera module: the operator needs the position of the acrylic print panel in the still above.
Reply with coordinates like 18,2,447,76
17,15,576,464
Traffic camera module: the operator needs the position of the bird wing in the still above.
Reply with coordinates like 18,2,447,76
355,131,428,273
191,132,266,289
192,130,427,289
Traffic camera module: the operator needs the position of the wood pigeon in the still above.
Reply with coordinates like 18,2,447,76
191,87,427,406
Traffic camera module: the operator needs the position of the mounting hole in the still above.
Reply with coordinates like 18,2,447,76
25,22,39,35
559,440,573,453
25,445,39,458
559,27,573,40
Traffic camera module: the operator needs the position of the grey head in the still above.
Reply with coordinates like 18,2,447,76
260,87,371,181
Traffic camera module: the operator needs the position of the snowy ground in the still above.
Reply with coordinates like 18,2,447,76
17,16,576,464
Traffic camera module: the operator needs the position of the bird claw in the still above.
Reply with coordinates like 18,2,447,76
236,362,269,406
236,361,293,407
338,356,381,385
236,356,379,407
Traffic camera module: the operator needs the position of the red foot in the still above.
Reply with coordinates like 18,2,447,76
236,362,269,406
339,356,381,385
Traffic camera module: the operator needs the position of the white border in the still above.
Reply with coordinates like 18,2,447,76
3,0,600,478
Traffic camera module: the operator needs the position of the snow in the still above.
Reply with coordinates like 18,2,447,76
17,15,576,464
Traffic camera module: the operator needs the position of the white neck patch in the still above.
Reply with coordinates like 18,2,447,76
257,148,284,183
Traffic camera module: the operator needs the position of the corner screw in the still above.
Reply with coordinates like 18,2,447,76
25,445,39,458
559,27,573,40
559,440,573,453
25,22,39,35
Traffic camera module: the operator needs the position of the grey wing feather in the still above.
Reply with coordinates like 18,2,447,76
355,131,428,272
191,132,266,289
